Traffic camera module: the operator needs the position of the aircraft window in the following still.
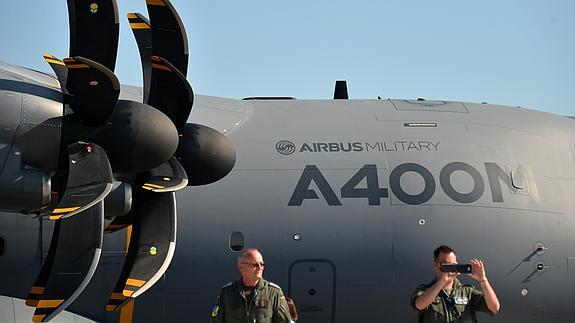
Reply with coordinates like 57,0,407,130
0,237,4,256
229,232,244,252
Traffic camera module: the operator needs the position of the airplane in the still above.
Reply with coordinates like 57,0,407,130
1,0,574,322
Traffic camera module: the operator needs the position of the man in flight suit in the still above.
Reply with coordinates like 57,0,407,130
411,245,500,322
211,248,291,323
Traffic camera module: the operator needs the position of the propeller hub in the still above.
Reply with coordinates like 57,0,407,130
91,100,179,173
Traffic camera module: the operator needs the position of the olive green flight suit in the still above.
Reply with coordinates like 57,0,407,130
211,279,291,323
410,278,495,323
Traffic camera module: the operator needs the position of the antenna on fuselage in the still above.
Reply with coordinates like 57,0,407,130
333,80,349,99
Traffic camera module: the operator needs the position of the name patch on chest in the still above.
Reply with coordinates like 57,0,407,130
454,297,469,305
256,300,269,308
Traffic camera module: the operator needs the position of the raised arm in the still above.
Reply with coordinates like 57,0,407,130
469,259,500,314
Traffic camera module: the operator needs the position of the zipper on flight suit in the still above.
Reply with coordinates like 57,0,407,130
245,289,259,323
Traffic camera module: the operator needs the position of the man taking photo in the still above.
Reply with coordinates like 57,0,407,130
411,245,500,322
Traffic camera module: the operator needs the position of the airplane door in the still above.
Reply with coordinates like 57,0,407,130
288,260,335,323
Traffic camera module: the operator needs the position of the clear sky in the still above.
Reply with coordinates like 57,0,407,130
1,0,574,115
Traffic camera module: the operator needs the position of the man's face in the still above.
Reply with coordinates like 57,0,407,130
238,251,265,282
433,251,458,278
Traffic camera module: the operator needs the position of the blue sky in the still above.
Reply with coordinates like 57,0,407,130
1,0,574,115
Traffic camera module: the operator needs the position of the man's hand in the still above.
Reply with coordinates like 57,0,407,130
415,263,458,311
468,258,487,282
468,258,500,314
438,270,458,288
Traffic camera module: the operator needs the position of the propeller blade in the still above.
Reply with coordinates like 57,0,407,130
127,13,153,104
130,1,193,131
64,56,120,126
147,56,193,132
47,142,113,220
146,0,189,77
106,190,176,311
42,54,69,96
26,202,104,322
67,0,119,72
141,157,188,192
334,80,349,99
104,214,133,234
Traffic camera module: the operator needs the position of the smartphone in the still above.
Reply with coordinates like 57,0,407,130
440,264,472,273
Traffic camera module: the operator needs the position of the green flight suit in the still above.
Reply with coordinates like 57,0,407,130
410,278,495,323
211,279,291,323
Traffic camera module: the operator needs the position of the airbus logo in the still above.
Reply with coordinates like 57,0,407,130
277,140,440,155
276,140,296,155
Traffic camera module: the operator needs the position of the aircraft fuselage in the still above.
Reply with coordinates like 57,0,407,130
1,64,575,322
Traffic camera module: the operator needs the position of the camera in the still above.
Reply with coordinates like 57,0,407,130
440,264,472,273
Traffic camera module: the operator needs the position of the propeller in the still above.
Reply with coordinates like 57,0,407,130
25,0,236,320
106,0,235,311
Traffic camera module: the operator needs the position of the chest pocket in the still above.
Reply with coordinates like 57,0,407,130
453,295,470,315
252,299,273,321
428,301,447,320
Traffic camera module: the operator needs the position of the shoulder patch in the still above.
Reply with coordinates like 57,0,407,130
268,282,282,290
222,282,233,289
211,304,220,317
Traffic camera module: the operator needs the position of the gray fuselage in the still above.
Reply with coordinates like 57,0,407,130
1,64,574,322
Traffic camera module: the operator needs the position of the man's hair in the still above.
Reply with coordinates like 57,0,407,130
237,248,261,264
434,245,455,260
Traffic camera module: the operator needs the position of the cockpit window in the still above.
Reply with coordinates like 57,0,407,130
229,232,244,252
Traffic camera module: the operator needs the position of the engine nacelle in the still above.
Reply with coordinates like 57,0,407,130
0,168,51,213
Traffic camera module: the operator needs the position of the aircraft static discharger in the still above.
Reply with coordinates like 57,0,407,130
0,0,574,322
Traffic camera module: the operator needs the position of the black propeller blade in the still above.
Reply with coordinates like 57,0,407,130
104,213,133,234
141,156,188,192
64,57,120,126
127,13,153,104
42,54,69,96
129,1,193,132
146,0,189,77
106,189,176,311
47,142,113,220
148,56,194,132
67,0,119,72
26,201,104,322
